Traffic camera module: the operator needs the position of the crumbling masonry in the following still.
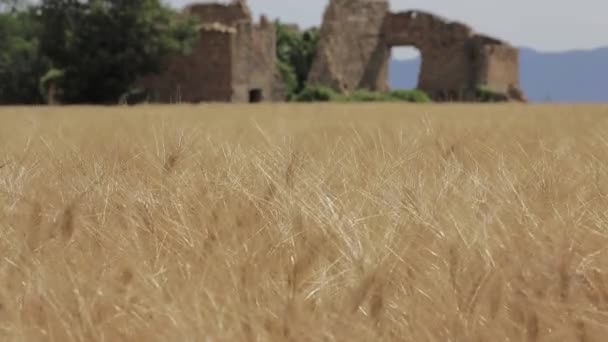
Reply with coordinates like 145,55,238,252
140,0,525,103
308,0,526,101
139,0,286,103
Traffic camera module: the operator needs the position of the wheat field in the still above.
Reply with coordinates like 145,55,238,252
1,103,608,341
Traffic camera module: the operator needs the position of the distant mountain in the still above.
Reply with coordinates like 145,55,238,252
389,47,608,102
518,47,608,102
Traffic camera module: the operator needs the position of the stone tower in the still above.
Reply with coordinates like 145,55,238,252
138,0,286,103
307,0,390,93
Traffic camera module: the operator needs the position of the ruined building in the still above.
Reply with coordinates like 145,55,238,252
308,0,526,101
139,0,525,103
139,0,285,103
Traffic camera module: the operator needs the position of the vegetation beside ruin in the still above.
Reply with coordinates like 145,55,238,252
0,0,198,104
275,21,320,99
293,85,431,103
274,23,431,103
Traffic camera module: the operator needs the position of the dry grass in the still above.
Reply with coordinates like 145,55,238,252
1,103,608,341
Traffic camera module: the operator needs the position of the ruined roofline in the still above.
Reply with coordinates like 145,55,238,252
182,0,251,15
393,9,459,25
472,34,511,47
391,9,512,46
181,1,275,28
182,2,237,14
257,14,271,29
200,22,237,33
181,1,252,25
390,10,473,32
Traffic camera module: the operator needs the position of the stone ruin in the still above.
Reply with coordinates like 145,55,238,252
138,0,525,103
138,0,286,103
309,0,526,101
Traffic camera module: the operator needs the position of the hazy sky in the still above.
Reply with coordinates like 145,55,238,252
169,0,608,58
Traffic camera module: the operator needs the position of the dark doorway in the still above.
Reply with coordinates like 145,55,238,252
248,89,263,103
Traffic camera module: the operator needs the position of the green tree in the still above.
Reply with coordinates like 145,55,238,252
37,0,199,104
0,6,49,104
275,22,319,99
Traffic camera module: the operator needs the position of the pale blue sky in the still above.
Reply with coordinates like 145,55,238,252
169,0,608,59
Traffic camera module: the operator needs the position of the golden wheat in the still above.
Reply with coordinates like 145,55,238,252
1,103,608,341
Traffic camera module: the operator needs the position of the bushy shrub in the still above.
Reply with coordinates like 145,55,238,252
275,22,319,98
277,60,297,98
292,85,340,102
388,89,432,103
343,89,429,102
346,89,388,102
474,86,509,102
292,86,432,103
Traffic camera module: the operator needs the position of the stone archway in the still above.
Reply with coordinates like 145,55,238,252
381,11,475,99
308,0,525,102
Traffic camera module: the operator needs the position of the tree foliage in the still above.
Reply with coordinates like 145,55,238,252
0,8,49,104
0,0,198,104
275,22,319,99
37,0,199,104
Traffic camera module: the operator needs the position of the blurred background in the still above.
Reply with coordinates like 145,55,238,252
1,0,607,104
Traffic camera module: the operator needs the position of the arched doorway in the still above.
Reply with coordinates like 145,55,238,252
388,46,421,90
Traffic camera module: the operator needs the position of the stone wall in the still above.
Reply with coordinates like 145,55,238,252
231,16,278,102
308,0,526,101
138,0,282,103
384,11,475,98
250,18,278,101
471,36,520,94
139,24,235,103
307,0,390,93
